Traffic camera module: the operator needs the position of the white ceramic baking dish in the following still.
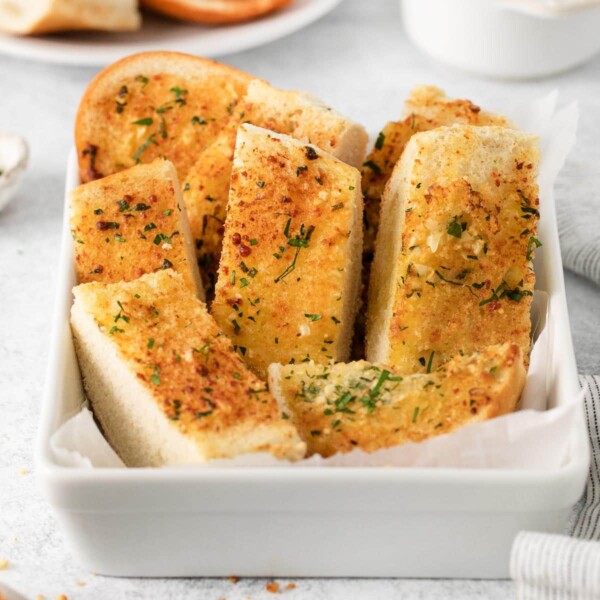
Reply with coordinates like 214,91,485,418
35,150,589,578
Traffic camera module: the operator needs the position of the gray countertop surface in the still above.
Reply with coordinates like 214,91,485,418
1,0,599,598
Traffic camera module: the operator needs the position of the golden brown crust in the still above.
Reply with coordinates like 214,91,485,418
75,51,253,184
73,270,304,461
69,159,202,297
211,125,362,379
140,0,294,24
270,343,525,457
366,125,540,373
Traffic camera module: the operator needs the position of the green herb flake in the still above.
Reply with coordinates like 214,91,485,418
132,117,153,126
426,351,434,374
170,85,188,97
412,406,420,423
375,131,385,150
305,313,321,321
362,160,381,174
147,338,155,349
447,218,463,239
150,367,160,386
526,236,542,261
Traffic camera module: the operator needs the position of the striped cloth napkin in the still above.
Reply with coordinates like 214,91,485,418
558,204,600,286
511,376,600,598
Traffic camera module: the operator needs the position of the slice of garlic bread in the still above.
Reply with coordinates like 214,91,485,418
367,125,540,373
75,51,253,183
268,343,525,457
183,79,368,293
211,124,363,379
0,0,140,34
352,87,508,361
71,270,305,466
70,159,204,300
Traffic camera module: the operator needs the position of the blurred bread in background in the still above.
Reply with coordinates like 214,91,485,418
140,0,294,24
0,0,141,34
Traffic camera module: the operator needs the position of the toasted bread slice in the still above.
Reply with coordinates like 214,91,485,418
352,87,508,361
75,51,253,183
70,159,204,300
71,270,305,466
0,0,140,34
367,125,539,373
141,0,293,23
184,78,368,293
268,343,525,457
211,124,363,379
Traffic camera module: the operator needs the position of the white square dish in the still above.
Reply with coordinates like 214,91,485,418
35,149,589,578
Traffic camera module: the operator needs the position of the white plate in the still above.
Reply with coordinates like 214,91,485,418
0,0,342,67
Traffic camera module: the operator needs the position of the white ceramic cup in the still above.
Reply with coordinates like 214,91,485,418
401,0,600,79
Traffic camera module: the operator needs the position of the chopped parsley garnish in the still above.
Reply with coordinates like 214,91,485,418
526,236,542,261
232,319,241,334
144,222,157,231
117,198,130,212
274,222,315,283
94,208,104,215
363,160,381,174
412,406,420,423
135,75,149,88
162,258,173,269
426,351,434,374
132,117,153,126
521,205,540,218
296,165,308,176
375,131,385,150
257,180,265,188
305,313,321,321
447,216,467,239
163,209,172,216
133,133,157,163
150,366,160,386
170,86,188,98
191,116,206,125
147,338,155,349
479,281,533,306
